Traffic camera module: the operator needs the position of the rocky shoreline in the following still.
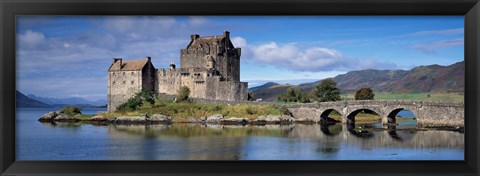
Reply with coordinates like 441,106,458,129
37,110,464,132
38,110,317,125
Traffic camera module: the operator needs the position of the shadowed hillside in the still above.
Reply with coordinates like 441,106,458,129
16,90,51,108
251,61,464,102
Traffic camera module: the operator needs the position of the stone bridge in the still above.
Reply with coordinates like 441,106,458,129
282,100,464,127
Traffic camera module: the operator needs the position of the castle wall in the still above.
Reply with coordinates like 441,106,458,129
157,70,247,101
157,69,182,95
215,81,248,101
157,68,217,99
205,77,220,99
108,70,143,112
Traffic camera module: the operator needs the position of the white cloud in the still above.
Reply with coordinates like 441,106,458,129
412,38,464,54
391,28,464,39
411,28,464,36
188,16,209,27
237,37,396,72
231,36,246,48
18,30,45,47
16,16,219,100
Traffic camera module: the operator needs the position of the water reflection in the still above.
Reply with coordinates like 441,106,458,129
107,123,463,148
320,124,342,136
40,122,464,160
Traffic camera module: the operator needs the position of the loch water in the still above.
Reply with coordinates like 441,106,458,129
16,108,464,160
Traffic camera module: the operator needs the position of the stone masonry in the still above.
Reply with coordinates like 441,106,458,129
108,31,248,112
283,100,464,127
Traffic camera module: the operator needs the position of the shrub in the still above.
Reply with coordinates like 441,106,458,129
247,92,255,101
136,90,155,106
116,90,155,112
355,87,375,100
212,105,222,111
61,106,82,116
176,86,190,102
245,106,256,115
117,96,143,112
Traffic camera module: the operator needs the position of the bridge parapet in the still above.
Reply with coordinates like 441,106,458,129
283,100,464,128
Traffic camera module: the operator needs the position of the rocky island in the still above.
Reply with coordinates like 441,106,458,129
38,104,320,126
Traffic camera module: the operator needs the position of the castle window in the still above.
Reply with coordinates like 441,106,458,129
112,73,116,77
112,81,116,86
131,72,134,76
122,81,125,85
131,81,134,85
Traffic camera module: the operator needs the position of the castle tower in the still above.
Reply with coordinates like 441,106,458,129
180,31,241,81
107,57,156,112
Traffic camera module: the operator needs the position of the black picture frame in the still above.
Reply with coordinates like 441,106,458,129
1,0,479,175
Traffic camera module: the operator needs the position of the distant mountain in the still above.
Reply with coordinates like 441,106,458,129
250,61,464,101
250,84,293,102
249,82,279,91
27,94,107,107
16,90,52,108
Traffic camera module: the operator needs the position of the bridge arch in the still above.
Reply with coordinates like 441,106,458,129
346,108,381,124
386,108,418,125
319,108,343,124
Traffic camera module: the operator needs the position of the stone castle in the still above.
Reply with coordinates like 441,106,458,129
107,31,248,112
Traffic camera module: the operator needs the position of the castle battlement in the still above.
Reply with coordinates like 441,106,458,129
107,31,248,112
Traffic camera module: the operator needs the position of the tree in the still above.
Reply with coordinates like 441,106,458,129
355,87,375,100
311,78,341,102
247,91,255,101
278,87,310,103
176,86,190,102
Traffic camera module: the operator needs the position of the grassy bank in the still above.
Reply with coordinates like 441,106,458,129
340,92,463,103
59,100,418,124
104,100,285,120
104,100,415,123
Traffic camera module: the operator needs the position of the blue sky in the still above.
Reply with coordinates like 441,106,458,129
16,16,464,101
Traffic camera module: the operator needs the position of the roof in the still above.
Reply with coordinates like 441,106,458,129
109,60,148,71
187,35,226,49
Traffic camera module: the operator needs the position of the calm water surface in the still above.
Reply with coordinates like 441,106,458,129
16,108,464,160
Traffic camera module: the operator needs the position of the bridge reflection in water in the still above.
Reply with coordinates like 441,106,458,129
105,123,464,160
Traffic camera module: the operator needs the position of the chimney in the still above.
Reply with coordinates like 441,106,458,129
113,58,122,70
191,34,200,41
169,61,176,70
146,56,151,62
223,31,230,38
